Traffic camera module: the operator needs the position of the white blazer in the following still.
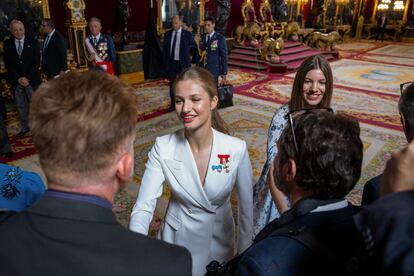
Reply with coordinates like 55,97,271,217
130,128,253,276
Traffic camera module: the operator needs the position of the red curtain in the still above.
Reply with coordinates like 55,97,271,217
49,0,151,37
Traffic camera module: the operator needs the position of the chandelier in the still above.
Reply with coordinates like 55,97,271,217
393,0,405,11
377,2,389,11
336,0,350,6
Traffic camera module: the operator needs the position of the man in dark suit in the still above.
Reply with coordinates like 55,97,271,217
354,138,414,275
41,18,67,79
3,19,40,138
0,71,192,275
86,17,116,74
235,110,363,275
200,17,228,84
376,12,387,42
164,15,198,110
362,82,414,205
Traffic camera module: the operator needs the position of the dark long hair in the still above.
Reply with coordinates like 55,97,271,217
289,55,333,111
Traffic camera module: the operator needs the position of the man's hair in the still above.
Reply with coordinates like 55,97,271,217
172,15,183,22
42,18,55,29
399,82,414,133
289,55,333,111
89,17,102,25
9,19,24,29
205,17,216,24
30,71,138,186
277,111,362,199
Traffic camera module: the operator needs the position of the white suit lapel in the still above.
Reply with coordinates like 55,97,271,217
204,130,234,201
164,131,215,213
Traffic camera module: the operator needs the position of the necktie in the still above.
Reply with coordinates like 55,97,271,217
93,37,97,45
171,31,177,58
206,35,210,45
17,40,23,57
43,35,50,50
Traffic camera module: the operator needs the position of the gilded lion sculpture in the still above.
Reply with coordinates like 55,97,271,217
233,22,261,45
260,37,284,63
306,31,342,51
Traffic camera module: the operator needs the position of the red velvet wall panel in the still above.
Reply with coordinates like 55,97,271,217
49,0,151,38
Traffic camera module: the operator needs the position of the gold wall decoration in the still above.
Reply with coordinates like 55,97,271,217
65,0,88,71
41,0,51,18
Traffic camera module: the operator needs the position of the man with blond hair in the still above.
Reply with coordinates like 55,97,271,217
3,19,40,138
0,72,192,275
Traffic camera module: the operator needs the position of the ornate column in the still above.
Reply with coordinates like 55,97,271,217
42,0,51,18
65,0,88,71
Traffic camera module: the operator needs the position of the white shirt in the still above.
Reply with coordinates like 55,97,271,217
14,37,25,53
43,29,55,51
310,199,348,213
170,28,182,61
206,31,215,43
92,33,101,44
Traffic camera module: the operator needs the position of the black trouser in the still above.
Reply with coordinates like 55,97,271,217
376,28,385,42
167,59,183,107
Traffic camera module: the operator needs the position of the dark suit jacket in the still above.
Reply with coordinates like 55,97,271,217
42,30,68,77
0,193,192,276
200,32,228,80
163,28,198,72
3,36,41,89
361,174,382,205
377,16,388,29
354,191,414,276
236,200,361,276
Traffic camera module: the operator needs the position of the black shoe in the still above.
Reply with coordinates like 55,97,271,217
1,151,13,158
16,130,30,138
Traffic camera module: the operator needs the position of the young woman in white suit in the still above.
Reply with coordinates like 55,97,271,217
129,67,254,275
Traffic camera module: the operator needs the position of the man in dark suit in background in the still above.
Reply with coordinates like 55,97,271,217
3,19,40,138
362,82,414,205
376,12,387,42
200,17,228,84
164,15,198,110
41,18,67,79
0,71,192,276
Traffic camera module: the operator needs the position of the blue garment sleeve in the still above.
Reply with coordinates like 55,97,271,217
107,36,116,64
219,35,228,75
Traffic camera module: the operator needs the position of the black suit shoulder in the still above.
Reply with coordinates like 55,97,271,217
362,174,382,205
0,201,192,276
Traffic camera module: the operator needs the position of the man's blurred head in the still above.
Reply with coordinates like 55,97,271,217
274,110,363,203
172,15,183,31
204,17,216,34
30,72,138,191
41,19,54,35
89,17,102,37
399,82,414,142
9,20,25,40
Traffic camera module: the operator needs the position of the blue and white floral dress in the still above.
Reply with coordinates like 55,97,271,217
253,104,290,235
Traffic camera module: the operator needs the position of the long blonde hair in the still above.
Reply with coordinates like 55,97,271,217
173,67,231,135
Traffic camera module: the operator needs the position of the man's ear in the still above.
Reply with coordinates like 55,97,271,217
116,151,134,184
282,158,297,183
